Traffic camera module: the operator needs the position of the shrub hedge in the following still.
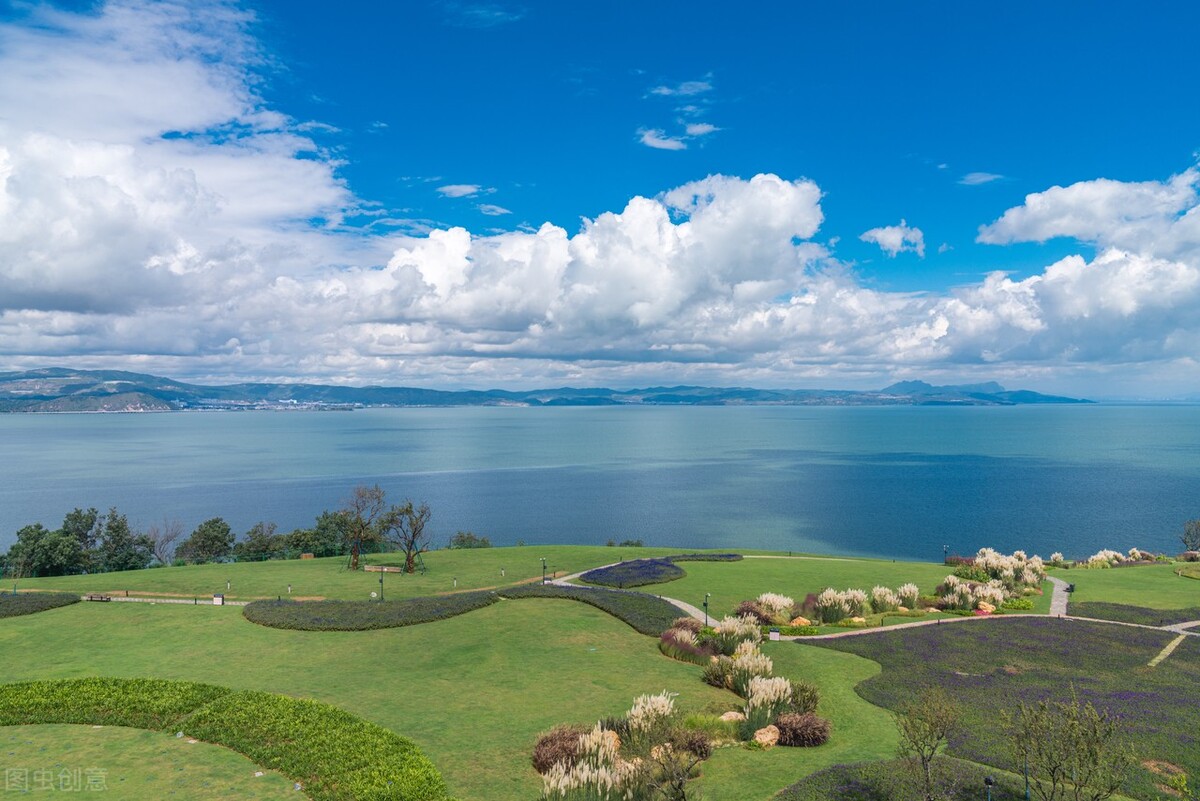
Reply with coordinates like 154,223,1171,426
579,558,686,588
244,591,499,631
0,592,80,619
498,584,682,636
0,678,450,801
665,553,743,562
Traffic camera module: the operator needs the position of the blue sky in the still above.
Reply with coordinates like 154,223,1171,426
1,1,1199,396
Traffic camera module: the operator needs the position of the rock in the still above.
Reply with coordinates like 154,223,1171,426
602,730,621,752
789,615,811,626
849,616,866,624
896,606,908,612
753,725,780,748
719,710,745,722
977,602,996,614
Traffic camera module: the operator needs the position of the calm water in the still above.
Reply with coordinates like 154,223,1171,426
2,405,1198,560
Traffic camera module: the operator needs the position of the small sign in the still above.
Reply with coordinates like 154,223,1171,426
213,594,224,606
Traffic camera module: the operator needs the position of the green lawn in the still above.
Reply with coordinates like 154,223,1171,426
649,555,958,620
0,724,294,799
1058,563,1200,609
0,597,736,801
12,545,673,601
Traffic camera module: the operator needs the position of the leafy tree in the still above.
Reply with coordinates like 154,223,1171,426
61,507,101,570
285,510,351,557
1002,693,1135,801
894,686,960,801
233,521,285,561
448,531,490,549
1183,519,1200,551
5,524,85,577
382,500,431,574
342,485,389,571
176,518,234,563
144,518,184,565
94,508,153,572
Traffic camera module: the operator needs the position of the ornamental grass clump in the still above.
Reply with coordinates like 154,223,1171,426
533,724,589,775
813,588,850,624
755,592,796,624
774,712,832,747
541,723,639,801
842,589,867,617
708,614,762,654
626,691,677,744
1082,548,1125,568
743,676,793,735
658,627,714,666
971,547,1046,590
729,646,774,698
869,586,900,614
897,583,920,609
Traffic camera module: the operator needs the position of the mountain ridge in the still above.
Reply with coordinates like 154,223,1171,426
0,368,1093,412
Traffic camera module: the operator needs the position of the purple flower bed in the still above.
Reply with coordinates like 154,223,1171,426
1070,601,1200,627
580,558,686,588
809,617,1200,800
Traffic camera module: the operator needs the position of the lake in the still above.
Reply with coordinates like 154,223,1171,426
2,404,1198,561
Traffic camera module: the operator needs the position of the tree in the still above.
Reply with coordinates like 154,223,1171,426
61,507,101,570
94,508,153,573
382,500,432,574
286,510,352,556
894,686,960,801
176,518,234,564
1002,693,1135,801
1183,519,1200,551
144,518,184,565
4,523,85,577
448,531,490,549
233,521,284,561
342,485,389,571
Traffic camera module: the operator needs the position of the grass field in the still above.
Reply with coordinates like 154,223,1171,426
1058,563,1200,609
0,724,294,799
811,617,1200,801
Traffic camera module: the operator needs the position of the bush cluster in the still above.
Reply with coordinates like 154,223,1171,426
775,712,832,747
498,584,683,636
580,558,685,589
243,591,500,631
1001,597,1034,610
0,678,450,801
664,553,742,562
0,592,80,619
532,725,588,774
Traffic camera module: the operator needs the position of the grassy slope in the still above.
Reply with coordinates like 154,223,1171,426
0,599,733,801
1058,563,1200,609
694,642,897,801
0,724,294,800
12,545,675,601
656,556,958,619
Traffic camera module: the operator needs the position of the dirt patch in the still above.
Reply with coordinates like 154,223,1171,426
1000,664,1022,675
1144,760,1185,778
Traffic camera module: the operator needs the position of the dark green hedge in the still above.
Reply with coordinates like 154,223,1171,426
244,590,499,631
0,678,450,801
0,592,80,619
498,584,682,636
665,553,743,562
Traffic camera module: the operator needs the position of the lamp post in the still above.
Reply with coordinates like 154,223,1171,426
379,569,384,602
1024,753,1030,800
984,775,995,801
943,544,949,563
703,593,711,627
540,558,547,585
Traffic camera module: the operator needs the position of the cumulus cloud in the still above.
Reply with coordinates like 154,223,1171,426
2,1,1200,394
959,171,1004,186
637,128,687,151
860,220,926,258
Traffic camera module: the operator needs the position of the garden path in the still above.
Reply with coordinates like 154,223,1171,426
1045,575,1070,616
551,564,709,623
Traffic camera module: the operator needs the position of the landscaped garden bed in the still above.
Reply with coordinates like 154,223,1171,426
0,591,80,618
244,590,499,630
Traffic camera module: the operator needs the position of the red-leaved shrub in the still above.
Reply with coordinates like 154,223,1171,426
775,713,832,747
532,724,587,774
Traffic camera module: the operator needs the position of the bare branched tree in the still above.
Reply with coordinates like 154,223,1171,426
382,500,432,574
144,518,184,566
343,485,388,571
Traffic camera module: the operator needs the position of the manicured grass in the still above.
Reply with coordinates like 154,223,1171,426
244,591,500,631
1179,563,1200,579
654,555,957,619
1057,562,1200,608
11,545,707,601
0,724,295,800
0,597,733,801
811,617,1200,801
777,755,1033,801
692,642,898,801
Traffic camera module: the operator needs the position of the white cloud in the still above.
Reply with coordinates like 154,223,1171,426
478,203,511,216
959,172,1004,186
2,2,1200,395
649,80,712,97
684,122,719,137
437,184,484,198
860,220,926,258
637,128,687,151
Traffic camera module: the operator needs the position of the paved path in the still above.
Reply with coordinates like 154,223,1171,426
1046,575,1070,616
551,563,708,623
85,595,249,607
1147,635,1188,667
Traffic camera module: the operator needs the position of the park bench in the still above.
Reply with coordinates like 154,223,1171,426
84,594,111,602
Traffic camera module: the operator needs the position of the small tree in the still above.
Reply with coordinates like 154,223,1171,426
177,518,234,564
342,485,389,571
1183,519,1200,551
895,686,960,801
94,508,153,573
1002,693,1135,801
233,521,284,562
382,500,432,574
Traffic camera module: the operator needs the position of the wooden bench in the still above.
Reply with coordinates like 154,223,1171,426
84,594,112,602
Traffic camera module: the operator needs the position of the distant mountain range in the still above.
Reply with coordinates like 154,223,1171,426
0,368,1092,412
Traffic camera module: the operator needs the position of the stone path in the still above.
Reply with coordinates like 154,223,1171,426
89,595,250,607
1147,634,1188,668
1045,575,1070,616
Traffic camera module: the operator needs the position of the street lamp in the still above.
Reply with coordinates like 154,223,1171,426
703,593,711,627
984,775,995,801
943,544,949,563
540,558,547,585
379,569,384,602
